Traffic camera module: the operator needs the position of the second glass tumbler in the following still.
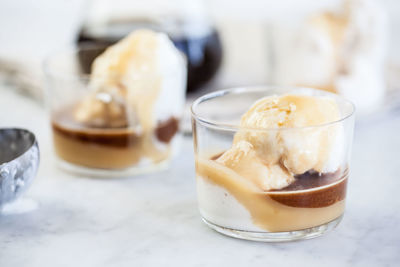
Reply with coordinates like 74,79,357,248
44,30,187,176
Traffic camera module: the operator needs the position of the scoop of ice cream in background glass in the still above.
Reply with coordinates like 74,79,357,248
44,29,187,176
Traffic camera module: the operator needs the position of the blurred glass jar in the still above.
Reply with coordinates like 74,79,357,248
77,0,223,93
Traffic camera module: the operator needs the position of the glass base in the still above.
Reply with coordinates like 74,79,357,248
202,215,343,242
56,157,170,178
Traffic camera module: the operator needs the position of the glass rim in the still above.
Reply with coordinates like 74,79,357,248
42,42,187,81
191,86,356,132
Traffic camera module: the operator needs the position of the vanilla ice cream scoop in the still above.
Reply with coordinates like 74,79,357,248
218,94,342,191
74,29,186,131
216,140,295,191
74,90,129,128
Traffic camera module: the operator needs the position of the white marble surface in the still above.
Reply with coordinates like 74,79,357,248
0,87,399,267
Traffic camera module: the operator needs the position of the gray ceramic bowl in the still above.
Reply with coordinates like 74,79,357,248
0,128,39,208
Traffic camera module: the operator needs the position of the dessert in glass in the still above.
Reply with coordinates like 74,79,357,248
44,30,186,176
191,87,355,241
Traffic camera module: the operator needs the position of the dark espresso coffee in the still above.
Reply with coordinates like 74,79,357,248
77,19,223,92
51,107,179,169
211,152,347,208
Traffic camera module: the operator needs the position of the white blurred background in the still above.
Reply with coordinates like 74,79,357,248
1,0,399,102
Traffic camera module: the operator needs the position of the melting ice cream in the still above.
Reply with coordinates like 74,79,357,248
74,29,186,131
51,29,186,169
217,94,342,191
194,93,349,232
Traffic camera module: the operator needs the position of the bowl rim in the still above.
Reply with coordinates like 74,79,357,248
0,128,38,166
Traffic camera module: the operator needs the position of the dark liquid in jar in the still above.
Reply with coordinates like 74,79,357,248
76,19,223,92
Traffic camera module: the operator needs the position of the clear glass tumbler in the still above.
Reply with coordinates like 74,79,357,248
44,45,186,176
191,87,355,241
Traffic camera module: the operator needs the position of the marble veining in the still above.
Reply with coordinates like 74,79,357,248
0,87,399,267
